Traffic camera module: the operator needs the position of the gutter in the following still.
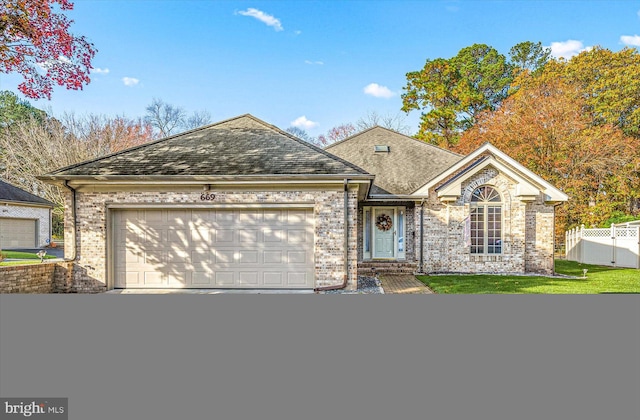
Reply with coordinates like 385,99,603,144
315,179,351,292
37,174,375,183
62,181,77,261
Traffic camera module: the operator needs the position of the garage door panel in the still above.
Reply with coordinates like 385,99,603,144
215,271,235,286
288,272,310,286
144,271,165,285
287,251,308,264
263,210,284,222
214,250,235,264
263,272,283,286
192,271,212,285
239,211,262,224
287,229,307,244
238,229,259,242
264,250,283,263
239,272,259,285
114,208,314,289
215,229,234,243
214,211,236,223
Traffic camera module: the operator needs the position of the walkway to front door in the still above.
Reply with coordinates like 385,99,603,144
378,274,434,294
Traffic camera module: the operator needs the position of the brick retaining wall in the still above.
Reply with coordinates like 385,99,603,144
0,261,105,293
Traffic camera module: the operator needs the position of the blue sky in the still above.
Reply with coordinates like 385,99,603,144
1,0,639,136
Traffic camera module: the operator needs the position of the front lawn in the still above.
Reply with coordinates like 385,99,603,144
0,251,57,266
1,251,57,260
417,260,640,294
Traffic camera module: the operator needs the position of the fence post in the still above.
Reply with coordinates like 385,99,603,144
637,226,640,269
579,224,585,263
611,225,616,266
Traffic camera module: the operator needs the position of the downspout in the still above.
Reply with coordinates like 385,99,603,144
418,198,425,273
62,180,77,261
315,179,350,291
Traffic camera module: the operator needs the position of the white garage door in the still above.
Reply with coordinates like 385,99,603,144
113,208,315,289
0,218,36,249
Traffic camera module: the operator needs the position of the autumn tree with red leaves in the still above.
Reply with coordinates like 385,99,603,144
0,0,96,99
455,73,640,238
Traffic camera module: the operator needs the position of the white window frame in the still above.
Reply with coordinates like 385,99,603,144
469,186,503,255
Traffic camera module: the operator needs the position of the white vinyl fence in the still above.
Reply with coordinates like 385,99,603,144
565,225,640,268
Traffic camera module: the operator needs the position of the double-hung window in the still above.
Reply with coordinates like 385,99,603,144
470,186,502,254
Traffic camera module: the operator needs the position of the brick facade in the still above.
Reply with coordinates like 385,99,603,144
356,169,556,276
418,169,555,275
0,203,51,247
65,186,359,291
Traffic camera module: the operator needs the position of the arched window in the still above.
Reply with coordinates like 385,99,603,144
470,186,502,254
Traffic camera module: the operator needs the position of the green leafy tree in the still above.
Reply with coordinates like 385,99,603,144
0,90,46,126
402,43,512,147
508,41,551,75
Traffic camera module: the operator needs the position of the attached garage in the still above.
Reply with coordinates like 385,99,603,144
0,218,37,249
113,207,315,289
39,114,371,292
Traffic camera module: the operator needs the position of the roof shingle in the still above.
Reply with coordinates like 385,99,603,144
45,115,369,178
325,126,462,195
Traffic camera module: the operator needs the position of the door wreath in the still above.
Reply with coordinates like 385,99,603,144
375,213,393,231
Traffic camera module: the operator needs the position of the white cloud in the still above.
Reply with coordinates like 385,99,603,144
620,34,640,46
637,9,640,18
93,67,110,74
363,83,395,99
291,116,318,130
547,40,591,59
237,8,283,31
304,60,324,65
294,30,302,36
122,77,139,87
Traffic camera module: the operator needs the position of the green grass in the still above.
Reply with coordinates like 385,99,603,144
0,251,57,266
417,260,640,294
1,251,57,260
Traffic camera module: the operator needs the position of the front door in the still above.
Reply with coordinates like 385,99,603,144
373,209,395,258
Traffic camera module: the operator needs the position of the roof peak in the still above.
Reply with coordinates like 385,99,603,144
325,125,463,158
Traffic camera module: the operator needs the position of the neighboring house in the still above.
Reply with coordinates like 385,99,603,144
0,179,54,249
38,115,567,292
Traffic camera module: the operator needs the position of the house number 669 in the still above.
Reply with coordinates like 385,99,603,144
200,193,216,201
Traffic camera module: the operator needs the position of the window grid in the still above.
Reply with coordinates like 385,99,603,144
470,187,502,255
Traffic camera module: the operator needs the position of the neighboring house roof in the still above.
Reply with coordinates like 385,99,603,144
0,179,54,207
40,115,371,181
325,126,463,196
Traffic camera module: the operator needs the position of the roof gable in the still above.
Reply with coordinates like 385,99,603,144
325,126,462,195
43,115,370,179
413,143,569,203
0,180,54,207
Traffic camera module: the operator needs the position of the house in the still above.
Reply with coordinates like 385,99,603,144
0,179,54,249
38,115,567,292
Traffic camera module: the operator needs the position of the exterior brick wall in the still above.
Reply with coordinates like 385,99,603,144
0,204,51,247
419,169,555,274
65,186,359,291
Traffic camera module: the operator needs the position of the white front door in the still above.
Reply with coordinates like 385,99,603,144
373,209,395,258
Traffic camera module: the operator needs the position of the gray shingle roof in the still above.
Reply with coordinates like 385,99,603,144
0,179,54,206
325,127,463,195
44,115,370,178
